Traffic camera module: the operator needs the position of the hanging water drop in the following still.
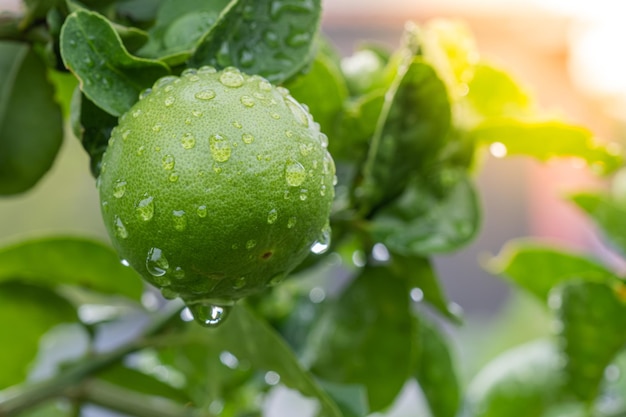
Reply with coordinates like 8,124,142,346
187,303,232,327
310,223,331,254
146,247,169,277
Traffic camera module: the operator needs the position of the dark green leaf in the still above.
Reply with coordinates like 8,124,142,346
465,63,532,120
467,340,566,417
0,41,63,195
116,0,166,25
370,170,480,255
70,90,118,177
570,192,626,259
285,50,348,137
0,282,77,389
333,89,385,161
60,10,170,116
174,305,343,417
358,58,451,212
471,120,622,174
0,237,144,301
391,254,461,322
21,0,61,28
191,0,322,84
414,318,461,417
488,240,617,302
137,0,230,65
307,265,413,411
552,281,626,402
98,364,191,404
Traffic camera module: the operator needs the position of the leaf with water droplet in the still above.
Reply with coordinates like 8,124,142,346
190,0,322,84
187,302,232,327
60,10,169,117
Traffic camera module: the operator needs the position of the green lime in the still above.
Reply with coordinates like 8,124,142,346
98,66,335,326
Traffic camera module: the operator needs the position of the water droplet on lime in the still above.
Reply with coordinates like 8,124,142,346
219,68,244,88
195,90,216,100
209,134,232,162
113,180,127,198
242,133,254,144
187,302,232,327
246,240,257,249
114,216,128,239
181,133,196,149
162,154,175,170
146,247,169,277
285,160,306,186
287,217,297,229
164,96,175,107
267,209,278,224
197,205,208,218
285,97,309,126
136,196,154,221
240,95,255,107
172,210,187,231
169,172,180,182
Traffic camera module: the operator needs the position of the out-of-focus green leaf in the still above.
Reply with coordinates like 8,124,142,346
306,265,413,411
70,90,118,177
334,89,385,161
488,240,617,302
137,0,230,65
13,400,72,417
115,0,166,25
467,340,566,417
391,254,461,322
317,380,369,417
0,41,63,195
414,318,460,417
172,305,342,417
21,0,61,28
191,0,322,84
464,63,532,120
60,10,170,116
359,58,451,212
471,120,622,174
0,282,77,389
47,69,78,119
552,281,626,402
570,192,626,259
285,51,348,137
370,170,480,255
0,237,143,301
97,364,191,404
421,19,478,100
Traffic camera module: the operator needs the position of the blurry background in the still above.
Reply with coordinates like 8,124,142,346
2,0,626,414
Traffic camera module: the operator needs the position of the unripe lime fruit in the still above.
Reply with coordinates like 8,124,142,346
98,66,335,326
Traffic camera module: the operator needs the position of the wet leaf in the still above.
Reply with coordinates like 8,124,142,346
60,10,169,116
552,281,626,402
0,237,144,301
488,240,617,302
0,282,77,389
191,0,322,84
0,42,63,195
306,265,413,411
414,318,461,417
359,58,451,212
467,340,566,417
370,170,480,255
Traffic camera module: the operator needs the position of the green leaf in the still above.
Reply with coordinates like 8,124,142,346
370,170,480,255
358,58,451,212
570,192,626,259
285,50,348,137
21,0,61,28
488,240,617,302
391,253,461,322
464,63,532,120
97,364,191,404
467,340,566,417
307,265,413,411
552,281,626,402
0,237,144,301
70,90,118,177
175,305,343,417
0,282,77,389
60,10,170,117
471,119,622,174
317,380,369,417
137,0,230,65
333,89,385,161
0,41,63,195
191,0,322,84
341,47,388,96
414,318,461,417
